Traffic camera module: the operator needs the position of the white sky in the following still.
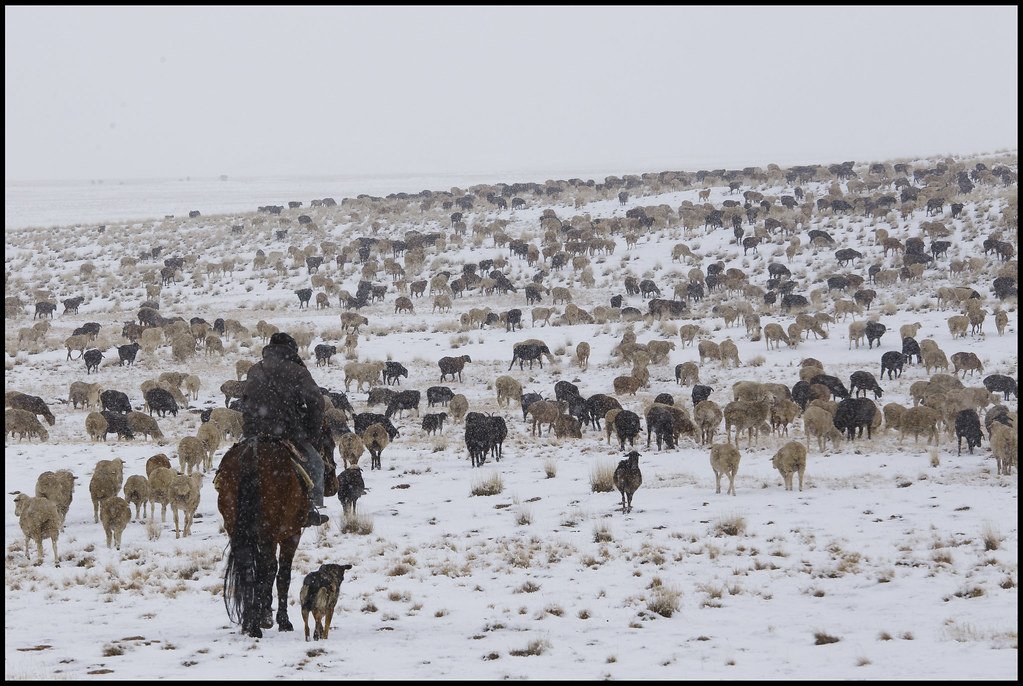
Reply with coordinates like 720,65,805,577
4,5,1018,182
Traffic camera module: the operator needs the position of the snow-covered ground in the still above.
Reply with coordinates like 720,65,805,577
5,153,1017,679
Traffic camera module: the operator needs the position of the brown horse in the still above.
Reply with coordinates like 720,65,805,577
219,431,336,638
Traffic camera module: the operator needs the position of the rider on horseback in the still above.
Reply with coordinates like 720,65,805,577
240,332,329,527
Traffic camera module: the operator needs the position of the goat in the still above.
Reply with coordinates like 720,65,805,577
612,451,643,513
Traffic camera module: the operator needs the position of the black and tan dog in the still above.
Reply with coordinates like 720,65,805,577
300,563,353,641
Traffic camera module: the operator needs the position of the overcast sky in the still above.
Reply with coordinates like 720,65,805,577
4,6,1018,182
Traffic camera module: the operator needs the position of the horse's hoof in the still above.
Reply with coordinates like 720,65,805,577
261,613,274,629
278,620,294,632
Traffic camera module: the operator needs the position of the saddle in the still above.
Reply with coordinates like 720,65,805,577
212,437,315,494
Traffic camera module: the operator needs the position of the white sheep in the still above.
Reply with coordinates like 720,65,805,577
100,496,132,549
772,441,807,491
123,474,151,521
89,458,124,523
495,375,523,408
195,421,221,470
209,407,244,442
709,443,742,496
13,493,61,565
68,380,103,410
170,472,203,538
35,469,75,528
85,411,108,441
449,393,469,423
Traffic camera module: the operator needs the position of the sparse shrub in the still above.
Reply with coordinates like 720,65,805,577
814,631,840,645
646,585,682,617
590,463,615,492
714,512,747,537
471,473,503,496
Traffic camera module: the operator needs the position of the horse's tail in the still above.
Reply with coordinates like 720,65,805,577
223,443,264,629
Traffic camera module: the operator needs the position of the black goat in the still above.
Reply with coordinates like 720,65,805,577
955,409,983,455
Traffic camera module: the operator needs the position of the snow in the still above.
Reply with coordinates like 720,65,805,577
5,154,1018,680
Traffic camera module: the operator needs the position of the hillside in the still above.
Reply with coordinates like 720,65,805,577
5,152,1018,680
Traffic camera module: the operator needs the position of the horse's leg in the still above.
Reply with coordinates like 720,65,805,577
275,534,301,631
260,548,277,629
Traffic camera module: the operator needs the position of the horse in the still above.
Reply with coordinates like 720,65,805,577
218,427,336,638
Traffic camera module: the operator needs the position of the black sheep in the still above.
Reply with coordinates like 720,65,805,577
645,405,676,451
100,389,132,414
145,387,178,417
902,337,922,364
865,321,887,349
613,410,642,451
809,374,850,400
385,390,421,419
832,398,876,440
83,348,104,374
880,351,908,380
314,344,337,367
983,374,1018,400
585,393,621,430
955,409,983,455
117,342,140,367
520,392,543,421
383,361,408,385
336,467,366,516
849,371,884,399
691,385,713,408
426,386,454,407
421,412,447,435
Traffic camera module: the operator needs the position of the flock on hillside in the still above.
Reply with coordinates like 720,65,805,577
5,152,1018,567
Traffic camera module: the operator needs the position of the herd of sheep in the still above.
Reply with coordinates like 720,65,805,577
5,151,1018,567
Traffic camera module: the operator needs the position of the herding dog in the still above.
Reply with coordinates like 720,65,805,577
300,563,353,641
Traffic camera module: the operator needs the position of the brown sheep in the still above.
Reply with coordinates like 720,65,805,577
772,442,807,491
363,423,390,470
495,375,522,408
698,340,721,364
145,453,172,478
763,323,789,350
899,406,941,445
613,375,643,396
7,393,56,426
882,402,908,434
528,400,565,437
770,399,802,437
438,354,471,382
178,435,207,475
338,432,365,469
68,381,103,410
604,408,622,445
693,400,723,445
394,296,414,314
719,339,740,368
723,397,772,447
123,474,151,521
148,466,178,522
803,406,843,452
100,496,132,549
89,458,124,523
675,361,700,386
575,341,591,369
709,443,742,496
449,393,469,424
5,408,49,442
950,352,984,378
170,472,203,539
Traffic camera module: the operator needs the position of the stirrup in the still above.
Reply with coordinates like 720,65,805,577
304,509,329,527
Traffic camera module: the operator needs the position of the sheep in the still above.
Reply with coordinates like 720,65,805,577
68,381,103,410
126,411,164,443
613,410,642,451
337,432,365,469
646,339,676,365
612,450,642,512
178,435,207,475
438,354,471,382
732,381,767,403
343,361,386,393
848,321,868,349
604,408,622,445
709,443,742,496
146,453,172,477
85,411,108,441
363,423,390,470
899,406,942,445
719,339,741,368
763,323,789,350
575,341,590,369
955,409,983,455
449,394,469,423
495,375,523,408
235,359,255,381
209,407,244,442
698,340,721,364
337,466,367,516
883,403,908,435
148,466,178,522
900,321,923,340
7,393,56,426
923,348,950,375
983,374,1018,401
553,413,583,439
947,314,970,339
772,441,807,491
99,496,132,549
693,400,723,445
35,469,75,528
13,493,60,565
64,333,92,360
527,400,565,437
89,458,124,523
5,408,49,442
833,398,877,440
770,399,802,437
170,472,203,538
850,371,884,399
950,352,984,378
196,421,221,470
675,361,700,386
723,397,772,447
994,310,1009,336
422,412,448,435
613,375,643,396
803,406,844,452
989,421,1017,476
123,474,151,521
